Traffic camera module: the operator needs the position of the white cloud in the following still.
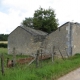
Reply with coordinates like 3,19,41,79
0,9,25,34
53,0,80,25
0,0,80,34
0,0,55,34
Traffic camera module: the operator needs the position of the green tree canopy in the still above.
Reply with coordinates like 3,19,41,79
0,34,9,41
21,17,33,28
21,7,58,33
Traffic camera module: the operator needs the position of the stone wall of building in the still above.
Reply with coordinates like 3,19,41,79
42,22,70,57
8,22,80,57
8,27,42,55
72,23,80,55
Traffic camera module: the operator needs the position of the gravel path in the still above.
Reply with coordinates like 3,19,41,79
58,68,80,80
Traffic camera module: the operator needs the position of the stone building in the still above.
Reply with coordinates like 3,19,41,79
8,26,47,55
8,22,80,57
42,22,80,57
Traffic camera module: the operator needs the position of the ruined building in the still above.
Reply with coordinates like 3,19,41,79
8,26,47,55
8,22,80,57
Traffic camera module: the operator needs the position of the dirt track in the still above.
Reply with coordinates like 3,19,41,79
58,68,80,80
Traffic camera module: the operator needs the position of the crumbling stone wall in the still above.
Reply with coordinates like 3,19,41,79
42,22,70,57
8,27,46,55
72,23,80,55
8,22,80,57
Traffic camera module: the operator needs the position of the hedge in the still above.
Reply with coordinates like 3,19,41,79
0,43,7,48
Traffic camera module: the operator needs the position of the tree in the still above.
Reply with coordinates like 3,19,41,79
0,34,9,41
21,17,33,28
33,7,58,33
21,7,58,33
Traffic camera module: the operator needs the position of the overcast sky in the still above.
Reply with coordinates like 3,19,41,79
0,0,80,34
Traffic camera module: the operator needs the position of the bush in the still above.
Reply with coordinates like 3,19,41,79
0,43,7,48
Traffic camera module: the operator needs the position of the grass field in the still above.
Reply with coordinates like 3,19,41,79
0,48,7,53
0,48,80,80
0,41,8,44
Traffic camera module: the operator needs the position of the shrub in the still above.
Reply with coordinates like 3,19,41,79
0,43,7,48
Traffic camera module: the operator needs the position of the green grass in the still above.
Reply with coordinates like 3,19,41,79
0,48,80,80
0,48,7,54
0,48,28,59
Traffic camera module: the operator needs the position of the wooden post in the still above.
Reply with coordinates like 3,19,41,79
58,48,64,60
40,49,43,67
65,48,69,58
28,57,36,66
7,58,9,67
52,46,55,62
41,49,43,60
13,47,16,67
36,50,39,68
1,54,4,75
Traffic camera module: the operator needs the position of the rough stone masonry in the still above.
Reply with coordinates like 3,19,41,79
8,22,80,57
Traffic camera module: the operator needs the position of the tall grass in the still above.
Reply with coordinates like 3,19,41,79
0,48,80,80
0,48,7,54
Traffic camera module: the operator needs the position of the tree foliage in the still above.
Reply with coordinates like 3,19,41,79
0,43,7,48
0,34,8,41
21,7,58,33
33,7,58,33
21,17,33,28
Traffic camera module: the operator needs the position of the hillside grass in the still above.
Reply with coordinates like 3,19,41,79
0,48,80,80
0,41,8,44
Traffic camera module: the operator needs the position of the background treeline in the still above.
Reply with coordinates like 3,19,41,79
0,43,7,48
0,34,8,48
0,34,9,41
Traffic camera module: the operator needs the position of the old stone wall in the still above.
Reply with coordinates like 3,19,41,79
8,27,42,55
72,23,80,55
42,23,70,57
8,22,80,57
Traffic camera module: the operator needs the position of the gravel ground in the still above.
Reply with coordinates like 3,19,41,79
58,68,80,80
